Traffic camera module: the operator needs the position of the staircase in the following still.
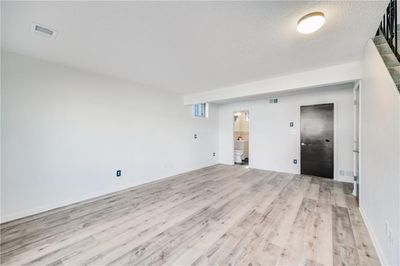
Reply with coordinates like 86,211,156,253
374,0,400,92
374,33,400,91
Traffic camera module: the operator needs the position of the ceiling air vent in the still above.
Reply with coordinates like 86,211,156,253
32,23,57,39
269,98,278,104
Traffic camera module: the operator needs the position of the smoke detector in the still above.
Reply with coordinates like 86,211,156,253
32,23,57,39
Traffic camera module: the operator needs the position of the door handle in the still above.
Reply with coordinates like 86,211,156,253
301,142,306,146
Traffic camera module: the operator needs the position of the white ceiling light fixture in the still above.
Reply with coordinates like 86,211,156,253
297,12,325,34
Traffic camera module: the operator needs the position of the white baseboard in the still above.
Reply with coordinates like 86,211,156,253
1,163,217,223
0,178,154,223
334,175,353,183
359,206,388,266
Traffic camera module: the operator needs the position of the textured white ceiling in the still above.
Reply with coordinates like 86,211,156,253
1,1,387,94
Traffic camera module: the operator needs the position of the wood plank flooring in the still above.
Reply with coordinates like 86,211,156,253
0,165,380,266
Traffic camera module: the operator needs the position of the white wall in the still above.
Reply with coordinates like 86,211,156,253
360,40,400,266
0,52,219,222
218,85,354,182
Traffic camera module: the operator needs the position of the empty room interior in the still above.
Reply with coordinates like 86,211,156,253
1,1,399,266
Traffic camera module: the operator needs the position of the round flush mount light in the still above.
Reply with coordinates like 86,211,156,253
297,12,325,34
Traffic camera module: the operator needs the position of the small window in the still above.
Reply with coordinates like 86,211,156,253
192,103,208,118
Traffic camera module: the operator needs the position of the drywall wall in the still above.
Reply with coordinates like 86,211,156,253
184,61,362,104
0,52,219,222
218,84,354,182
360,40,399,265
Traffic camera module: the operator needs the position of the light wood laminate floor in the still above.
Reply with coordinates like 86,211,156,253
1,165,379,266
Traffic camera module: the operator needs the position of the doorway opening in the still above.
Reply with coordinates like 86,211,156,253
233,111,249,166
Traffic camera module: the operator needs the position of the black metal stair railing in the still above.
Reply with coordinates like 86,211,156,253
377,0,400,61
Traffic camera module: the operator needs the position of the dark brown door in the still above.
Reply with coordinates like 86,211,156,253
300,103,334,178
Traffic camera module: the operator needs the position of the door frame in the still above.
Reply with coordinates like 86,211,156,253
298,101,338,179
353,80,361,201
